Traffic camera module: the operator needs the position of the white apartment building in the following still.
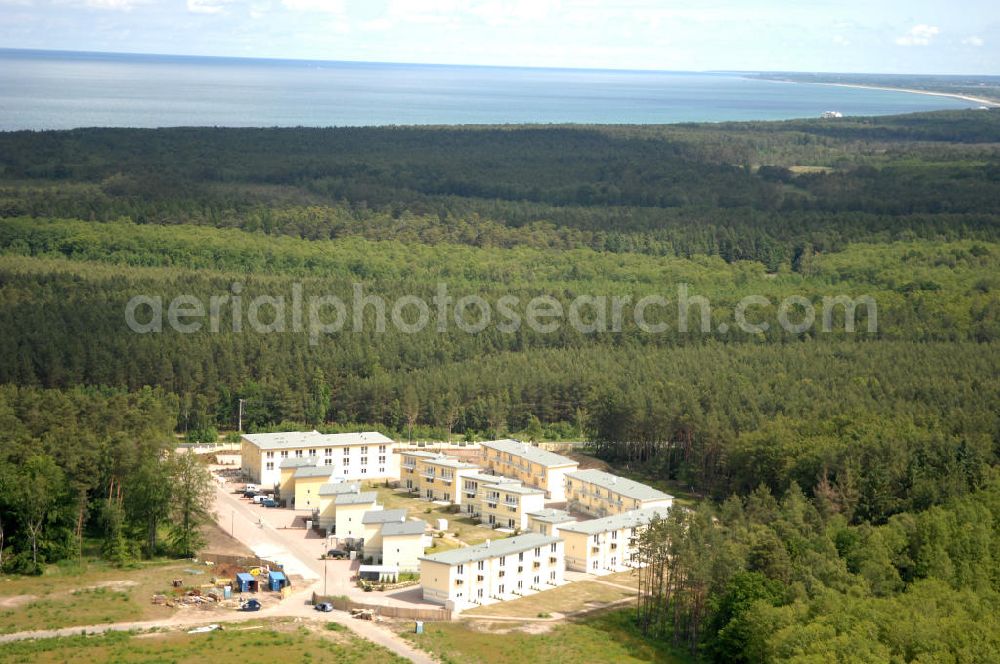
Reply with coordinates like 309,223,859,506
559,507,670,574
420,533,565,609
241,431,396,487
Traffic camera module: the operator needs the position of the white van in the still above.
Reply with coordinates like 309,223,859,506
245,483,258,493
252,494,267,504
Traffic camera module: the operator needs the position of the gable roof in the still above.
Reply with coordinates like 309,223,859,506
279,457,319,469
336,491,378,506
527,509,576,525
362,508,407,525
481,439,578,468
420,533,560,566
558,507,671,536
381,520,427,537
318,482,360,496
565,469,673,503
294,465,334,479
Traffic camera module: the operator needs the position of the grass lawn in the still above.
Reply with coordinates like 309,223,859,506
367,484,507,546
0,620,408,663
0,559,210,634
463,579,636,618
403,610,696,664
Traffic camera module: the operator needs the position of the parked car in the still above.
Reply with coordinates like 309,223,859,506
326,549,348,559
240,599,261,612
244,483,258,493
262,498,279,508
243,490,257,499
314,602,334,612
252,495,267,504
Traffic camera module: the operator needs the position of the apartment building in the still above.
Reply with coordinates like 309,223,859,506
360,508,408,560
560,507,670,574
380,520,427,572
293,465,336,510
458,473,518,517
564,469,673,518
479,439,578,500
420,533,565,608
278,456,320,500
241,430,396,487
526,509,577,537
400,451,481,504
316,481,361,530
334,491,378,541
477,481,545,530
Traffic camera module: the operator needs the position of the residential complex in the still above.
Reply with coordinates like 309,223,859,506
380,519,428,572
559,507,670,574
241,430,396,487
400,451,481,503
334,491,379,541
479,439,579,500
420,533,565,608
315,481,361,530
476,481,545,530
565,468,673,517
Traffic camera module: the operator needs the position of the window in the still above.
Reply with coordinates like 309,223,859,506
592,560,599,570
534,547,540,556
266,451,274,459
361,468,367,474
457,564,464,575
477,561,484,571
378,455,386,464
295,450,303,458
360,456,368,465
550,571,556,580
592,534,600,544
266,462,274,470
611,530,618,540
517,580,523,589
324,458,333,466
498,584,505,594
378,444,387,453
550,543,557,553
343,448,350,457
360,446,368,454
325,448,332,456
499,556,505,566
280,450,289,458
534,575,540,585
518,552,524,562
477,588,483,598
308,448,317,456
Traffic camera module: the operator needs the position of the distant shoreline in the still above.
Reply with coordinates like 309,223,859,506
819,82,999,108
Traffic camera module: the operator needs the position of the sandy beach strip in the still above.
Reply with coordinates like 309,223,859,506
822,82,999,108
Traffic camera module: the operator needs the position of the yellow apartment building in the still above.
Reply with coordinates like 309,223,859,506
564,469,673,517
479,439,578,500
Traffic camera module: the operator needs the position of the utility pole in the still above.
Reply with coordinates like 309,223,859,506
238,398,245,433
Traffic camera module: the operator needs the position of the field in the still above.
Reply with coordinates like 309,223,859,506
463,578,636,619
0,620,407,664
403,610,694,664
0,558,215,635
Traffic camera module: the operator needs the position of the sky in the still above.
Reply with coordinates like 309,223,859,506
1,0,997,74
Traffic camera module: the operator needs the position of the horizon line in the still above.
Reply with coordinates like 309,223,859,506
1,46,995,79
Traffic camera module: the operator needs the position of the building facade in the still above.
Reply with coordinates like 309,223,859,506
564,469,673,518
559,508,670,574
400,451,481,504
241,431,396,487
526,509,577,537
479,439,578,501
476,481,546,530
420,533,565,608
316,481,361,530
334,491,378,542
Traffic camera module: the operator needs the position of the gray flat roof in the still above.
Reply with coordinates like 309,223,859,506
463,472,517,485
527,509,576,524
318,482,360,496
336,491,378,505
400,450,439,459
362,508,407,525
243,430,393,451
279,457,319,469
566,469,674,502
420,533,560,566
294,465,335,479
420,454,480,470
558,507,671,536
382,520,427,537
481,439,578,468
